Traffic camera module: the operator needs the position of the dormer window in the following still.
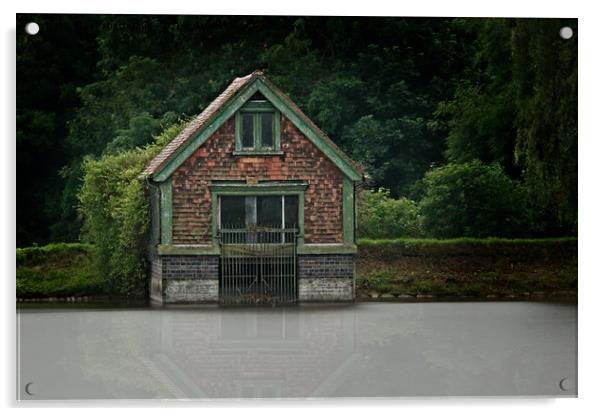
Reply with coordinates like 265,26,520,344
234,100,282,155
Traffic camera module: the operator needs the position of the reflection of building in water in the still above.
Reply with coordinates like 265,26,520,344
151,306,358,398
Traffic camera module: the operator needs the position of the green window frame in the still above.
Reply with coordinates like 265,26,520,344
210,182,306,246
234,100,282,155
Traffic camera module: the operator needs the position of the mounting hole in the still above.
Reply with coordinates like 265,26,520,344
559,377,573,391
559,26,573,40
25,22,39,35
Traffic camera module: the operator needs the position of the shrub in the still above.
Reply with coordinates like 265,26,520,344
418,161,529,238
17,243,104,297
16,242,93,267
357,188,421,238
78,121,186,295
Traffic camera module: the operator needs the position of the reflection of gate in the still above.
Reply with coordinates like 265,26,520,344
218,228,297,305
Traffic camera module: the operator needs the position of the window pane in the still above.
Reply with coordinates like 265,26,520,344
260,113,274,147
257,196,282,228
284,196,298,229
220,196,245,229
245,196,256,227
242,113,254,147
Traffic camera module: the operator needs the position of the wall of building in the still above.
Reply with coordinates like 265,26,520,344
170,115,344,245
150,254,354,304
298,255,354,301
150,256,219,303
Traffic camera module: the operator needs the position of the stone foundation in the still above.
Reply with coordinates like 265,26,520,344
150,253,355,303
297,254,355,301
150,256,219,304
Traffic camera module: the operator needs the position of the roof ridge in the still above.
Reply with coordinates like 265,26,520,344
142,73,255,176
142,71,365,178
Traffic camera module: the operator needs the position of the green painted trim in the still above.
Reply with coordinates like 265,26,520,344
297,244,357,255
235,111,242,150
240,101,275,112
159,180,172,245
343,176,354,245
210,182,308,194
154,82,262,182
234,101,280,153
274,110,281,150
297,193,305,245
148,182,161,258
255,81,363,181
253,112,261,148
153,77,362,182
158,245,220,256
211,192,219,246
211,184,306,244
232,150,284,156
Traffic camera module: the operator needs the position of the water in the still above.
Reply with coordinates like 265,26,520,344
16,302,577,400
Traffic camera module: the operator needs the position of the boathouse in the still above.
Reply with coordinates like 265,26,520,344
143,70,365,304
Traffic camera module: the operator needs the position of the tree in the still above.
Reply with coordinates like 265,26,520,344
16,14,100,245
418,161,528,238
16,15,577,243
513,19,578,235
434,19,517,174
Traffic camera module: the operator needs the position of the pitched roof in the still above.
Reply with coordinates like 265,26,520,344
142,72,254,176
143,70,364,179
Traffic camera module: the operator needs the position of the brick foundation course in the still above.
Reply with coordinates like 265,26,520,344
298,255,354,279
151,254,355,303
150,256,219,303
298,254,355,301
298,278,354,301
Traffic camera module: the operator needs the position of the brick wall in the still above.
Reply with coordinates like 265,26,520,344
151,254,355,303
298,255,354,279
150,256,219,303
161,256,219,279
171,116,344,244
298,255,354,301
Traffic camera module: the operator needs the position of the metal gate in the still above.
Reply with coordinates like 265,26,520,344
218,228,297,305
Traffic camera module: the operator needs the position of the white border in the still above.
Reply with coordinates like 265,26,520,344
3,0,601,414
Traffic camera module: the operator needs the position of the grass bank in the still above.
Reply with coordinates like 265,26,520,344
356,237,577,300
17,243,105,299
17,238,577,301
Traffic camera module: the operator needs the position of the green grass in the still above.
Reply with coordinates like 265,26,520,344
357,237,577,259
357,237,577,245
17,238,577,300
17,243,105,298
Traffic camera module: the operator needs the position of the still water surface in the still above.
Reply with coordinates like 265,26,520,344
17,301,576,400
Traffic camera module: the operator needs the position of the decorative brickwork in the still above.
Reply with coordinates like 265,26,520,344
171,116,344,244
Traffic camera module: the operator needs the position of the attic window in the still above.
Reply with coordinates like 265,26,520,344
234,100,282,155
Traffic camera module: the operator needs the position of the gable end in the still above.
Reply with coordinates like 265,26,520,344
146,72,364,183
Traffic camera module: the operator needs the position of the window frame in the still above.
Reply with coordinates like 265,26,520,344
234,100,282,155
210,182,306,246
218,195,299,231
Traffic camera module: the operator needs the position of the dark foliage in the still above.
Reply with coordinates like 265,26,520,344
16,15,577,245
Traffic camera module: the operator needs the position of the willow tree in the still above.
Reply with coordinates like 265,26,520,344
513,18,578,235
